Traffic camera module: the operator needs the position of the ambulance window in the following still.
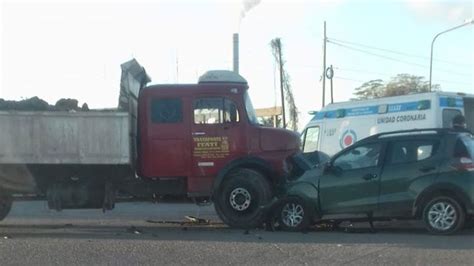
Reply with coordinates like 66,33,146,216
151,98,183,123
442,109,462,128
303,126,320,153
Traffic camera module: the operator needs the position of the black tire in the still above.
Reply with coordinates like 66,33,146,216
277,197,311,232
0,193,13,221
422,196,465,235
214,168,272,229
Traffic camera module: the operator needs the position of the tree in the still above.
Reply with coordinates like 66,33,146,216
353,79,385,100
353,74,440,100
270,38,299,131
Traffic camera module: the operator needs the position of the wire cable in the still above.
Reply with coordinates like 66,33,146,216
328,37,473,67
327,40,472,77
334,66,472,86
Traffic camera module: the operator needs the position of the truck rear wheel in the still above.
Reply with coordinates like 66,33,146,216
214,168,272,229
0,193,13,221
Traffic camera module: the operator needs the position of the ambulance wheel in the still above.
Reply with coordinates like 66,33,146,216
214,168,272,229
0,192,13,221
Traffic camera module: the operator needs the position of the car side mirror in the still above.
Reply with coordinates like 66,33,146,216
323,162,332,173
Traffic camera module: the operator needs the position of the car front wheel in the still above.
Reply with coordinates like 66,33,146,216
422,196,465,235
278,197,311,231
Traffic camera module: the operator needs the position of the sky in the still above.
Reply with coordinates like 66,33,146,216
1,0,473,129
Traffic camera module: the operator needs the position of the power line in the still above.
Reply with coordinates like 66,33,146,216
333,76,365,83
334,66,472,86
328,37,473,67
327,40,472,77
334,66,391,77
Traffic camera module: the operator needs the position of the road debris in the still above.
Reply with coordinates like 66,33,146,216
185,215,210,225
126,226,142,235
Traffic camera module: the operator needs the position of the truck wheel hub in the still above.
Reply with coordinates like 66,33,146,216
229,188,251,211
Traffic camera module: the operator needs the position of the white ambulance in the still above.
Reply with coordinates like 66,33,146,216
301,92,474,156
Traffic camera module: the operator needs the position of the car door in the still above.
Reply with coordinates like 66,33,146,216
319,142,386,214
378,137,441,216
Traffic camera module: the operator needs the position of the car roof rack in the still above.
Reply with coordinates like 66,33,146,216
362,128,451,142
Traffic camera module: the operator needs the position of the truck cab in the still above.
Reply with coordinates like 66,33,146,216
137,70,300,228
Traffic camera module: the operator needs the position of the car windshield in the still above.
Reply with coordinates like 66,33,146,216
244,91,259,125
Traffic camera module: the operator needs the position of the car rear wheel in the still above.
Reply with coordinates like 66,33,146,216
422,196,465,235
278,197,311,232
0,192,13,221
214,168,272,229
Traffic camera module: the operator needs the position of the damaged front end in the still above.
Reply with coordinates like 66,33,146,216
261,152,324,225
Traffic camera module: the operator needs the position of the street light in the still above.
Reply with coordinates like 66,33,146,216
429,18,474,91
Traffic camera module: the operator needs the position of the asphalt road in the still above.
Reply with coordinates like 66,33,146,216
0,201,473,265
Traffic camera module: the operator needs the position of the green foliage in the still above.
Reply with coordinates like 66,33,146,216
353,79,385,100
353,74,440,100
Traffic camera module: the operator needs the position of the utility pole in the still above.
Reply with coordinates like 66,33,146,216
329,65,334,104
322,21,327,108
277,40,286,129
429,19,473,91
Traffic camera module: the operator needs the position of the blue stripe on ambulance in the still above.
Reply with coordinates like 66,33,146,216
439,96,464,108
312,97,463,121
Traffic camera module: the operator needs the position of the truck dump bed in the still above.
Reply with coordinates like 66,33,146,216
0,59,150,167
0,111,131,164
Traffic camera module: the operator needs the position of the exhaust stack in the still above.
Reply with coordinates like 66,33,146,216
233,33,239,74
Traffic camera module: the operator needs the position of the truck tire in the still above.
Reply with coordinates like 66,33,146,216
422,195,465,235
0,193,13,221
214,168,272,229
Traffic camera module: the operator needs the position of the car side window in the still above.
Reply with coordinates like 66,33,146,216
454,138,470,158
194,98,239,124
333,143,382,171
389,140,439,164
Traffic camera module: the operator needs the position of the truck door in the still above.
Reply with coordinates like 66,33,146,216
189,96,246,194
142,97,189,178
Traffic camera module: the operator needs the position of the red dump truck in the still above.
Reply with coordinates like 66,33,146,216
0,59,300,228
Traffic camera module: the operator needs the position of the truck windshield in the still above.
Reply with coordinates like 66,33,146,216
244,92,259,125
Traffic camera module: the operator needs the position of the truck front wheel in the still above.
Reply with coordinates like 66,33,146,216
0,193,13,221
214,168,272,228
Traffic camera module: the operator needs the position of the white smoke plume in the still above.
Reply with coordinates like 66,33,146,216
241,0,262,19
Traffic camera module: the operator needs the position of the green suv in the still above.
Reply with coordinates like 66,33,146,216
271,129,474,235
